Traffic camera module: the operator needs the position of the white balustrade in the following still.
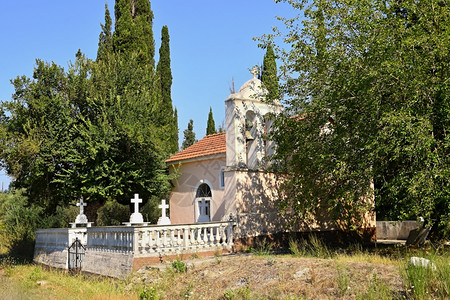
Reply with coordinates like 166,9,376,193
133,221,234,257
35,221,234,258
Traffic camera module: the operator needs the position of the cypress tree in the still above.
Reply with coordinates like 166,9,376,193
113,0,155,66
97,3,112,62
173,108,179,151
182,119,197,150
156,25,177,153
261,44,279,101
206,107,216,135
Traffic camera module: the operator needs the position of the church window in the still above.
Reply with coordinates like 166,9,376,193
219,166,226,189
195,183,212,223
196,183,212,197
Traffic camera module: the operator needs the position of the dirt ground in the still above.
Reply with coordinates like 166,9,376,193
131,253,405,299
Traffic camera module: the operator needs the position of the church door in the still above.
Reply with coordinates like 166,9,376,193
195,183,212,223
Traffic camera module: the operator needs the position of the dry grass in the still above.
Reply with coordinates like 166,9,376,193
1,245,449,299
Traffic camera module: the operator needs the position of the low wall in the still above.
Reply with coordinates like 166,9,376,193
376,221,419,240
34,221,234,277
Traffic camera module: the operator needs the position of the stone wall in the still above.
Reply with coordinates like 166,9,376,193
376,221,419,240
81,250,134,278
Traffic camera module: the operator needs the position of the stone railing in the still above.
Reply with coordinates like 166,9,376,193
134,221,234,257
35,228,87,252
83,221,234,256
87,226,134,253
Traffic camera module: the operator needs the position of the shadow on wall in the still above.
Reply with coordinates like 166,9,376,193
234,170,375,245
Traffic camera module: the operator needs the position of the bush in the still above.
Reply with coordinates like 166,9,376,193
0,189,43,258
97,200,130,226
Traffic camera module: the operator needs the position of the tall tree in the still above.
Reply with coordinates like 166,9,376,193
206,107,216,135
113,0,155,66
182,119,197,150
267,0,449,234
261,44,279,101
96,3,113,62
156,25,177,154
173,107,179,151
0,0,178,224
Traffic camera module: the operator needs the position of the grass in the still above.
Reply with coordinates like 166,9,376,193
1,241,449,299
401,252,450,299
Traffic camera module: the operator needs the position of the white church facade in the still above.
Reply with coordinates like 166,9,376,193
166,71,298,244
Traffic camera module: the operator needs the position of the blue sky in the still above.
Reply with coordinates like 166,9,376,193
0,0,294,187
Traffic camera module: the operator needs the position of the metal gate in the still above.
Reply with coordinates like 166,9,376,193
68,237,85,274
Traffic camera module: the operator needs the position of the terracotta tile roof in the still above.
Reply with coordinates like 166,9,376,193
166,132,226,164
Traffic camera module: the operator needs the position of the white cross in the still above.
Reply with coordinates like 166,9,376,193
76,198,87,215
131,193,142,214
159,199,169,218
251,66,259,78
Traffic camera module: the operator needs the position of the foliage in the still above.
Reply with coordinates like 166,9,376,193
401,255,450,299
113,0,155,67
139,286,157,300
260,43,279,101
249,238,274,256
171,258,187,273
96,199,130,226
357,273,392,300
0,189,43,258
264,0,449,233
206,106,217,135
96,3,112,62
335,262,349,296
182,119,197,149
156,25,178,154
0,1,178,223
288,235,332,259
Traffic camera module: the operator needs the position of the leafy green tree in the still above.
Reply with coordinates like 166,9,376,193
206,107,216,135
182,119,197,150
261,44,279,101
267,0,449,234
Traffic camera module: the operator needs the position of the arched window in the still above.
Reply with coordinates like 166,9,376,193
195,183,212,223
196,183,212,197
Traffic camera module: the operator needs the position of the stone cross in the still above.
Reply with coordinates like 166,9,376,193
251,66,259,78
157,199,171,225
74,197,89,225
76,198,87,215
131,193,142,214
159,199,169,218
129,193,144,224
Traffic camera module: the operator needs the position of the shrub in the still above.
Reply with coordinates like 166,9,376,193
171,258,187,273
0,189,43,258
96,200,130,226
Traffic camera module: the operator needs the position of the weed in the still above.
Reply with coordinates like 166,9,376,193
139,286,157,300
250,238,274,256
289,235,332,259
222,286,253,300
171,258,187,273
190,253,199,259
214,251,223,264
357,273,392,300
181,283,194,299
266,256,276,266
335,262,349,296
401,254,450,299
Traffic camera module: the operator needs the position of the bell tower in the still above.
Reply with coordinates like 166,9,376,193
224,67,283,171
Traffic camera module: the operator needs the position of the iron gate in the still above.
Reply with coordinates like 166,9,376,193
68,237,85,274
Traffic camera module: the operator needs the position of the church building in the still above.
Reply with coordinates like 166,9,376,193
166,70,376,243
166,70,291,241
